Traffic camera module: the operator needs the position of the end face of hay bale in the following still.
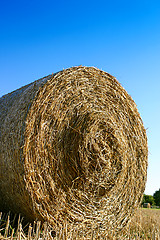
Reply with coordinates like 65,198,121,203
24,66,148,231
0,66,148,236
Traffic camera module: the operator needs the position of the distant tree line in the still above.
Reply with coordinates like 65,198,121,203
142,188,160,206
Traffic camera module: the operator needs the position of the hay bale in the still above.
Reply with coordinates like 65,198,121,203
143,203,151,208
0,66,148,236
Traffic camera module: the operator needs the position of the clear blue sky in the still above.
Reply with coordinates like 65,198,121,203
0,0,160,195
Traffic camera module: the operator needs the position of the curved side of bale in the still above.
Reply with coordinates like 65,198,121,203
0,75,52,220
0,66,148,236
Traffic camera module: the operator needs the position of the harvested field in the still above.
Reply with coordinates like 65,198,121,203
1,208,160,239
127,208,160,239
0,66,148,238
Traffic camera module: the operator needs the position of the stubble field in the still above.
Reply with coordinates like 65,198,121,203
0,208,160,239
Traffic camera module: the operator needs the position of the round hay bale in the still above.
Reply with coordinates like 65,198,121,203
0,66,148,237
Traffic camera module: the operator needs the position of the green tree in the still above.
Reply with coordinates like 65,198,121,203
153,189,160,206
142,194,155,206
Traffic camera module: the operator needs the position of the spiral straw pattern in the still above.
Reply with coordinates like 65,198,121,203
0,66,148,237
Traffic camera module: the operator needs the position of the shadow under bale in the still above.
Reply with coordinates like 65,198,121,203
0,66,148,238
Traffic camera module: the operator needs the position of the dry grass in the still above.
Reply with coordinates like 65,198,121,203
126,208,160,239
0,208,160,239
0,66,148,237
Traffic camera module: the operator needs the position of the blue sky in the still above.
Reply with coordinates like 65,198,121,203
0,0,160,195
